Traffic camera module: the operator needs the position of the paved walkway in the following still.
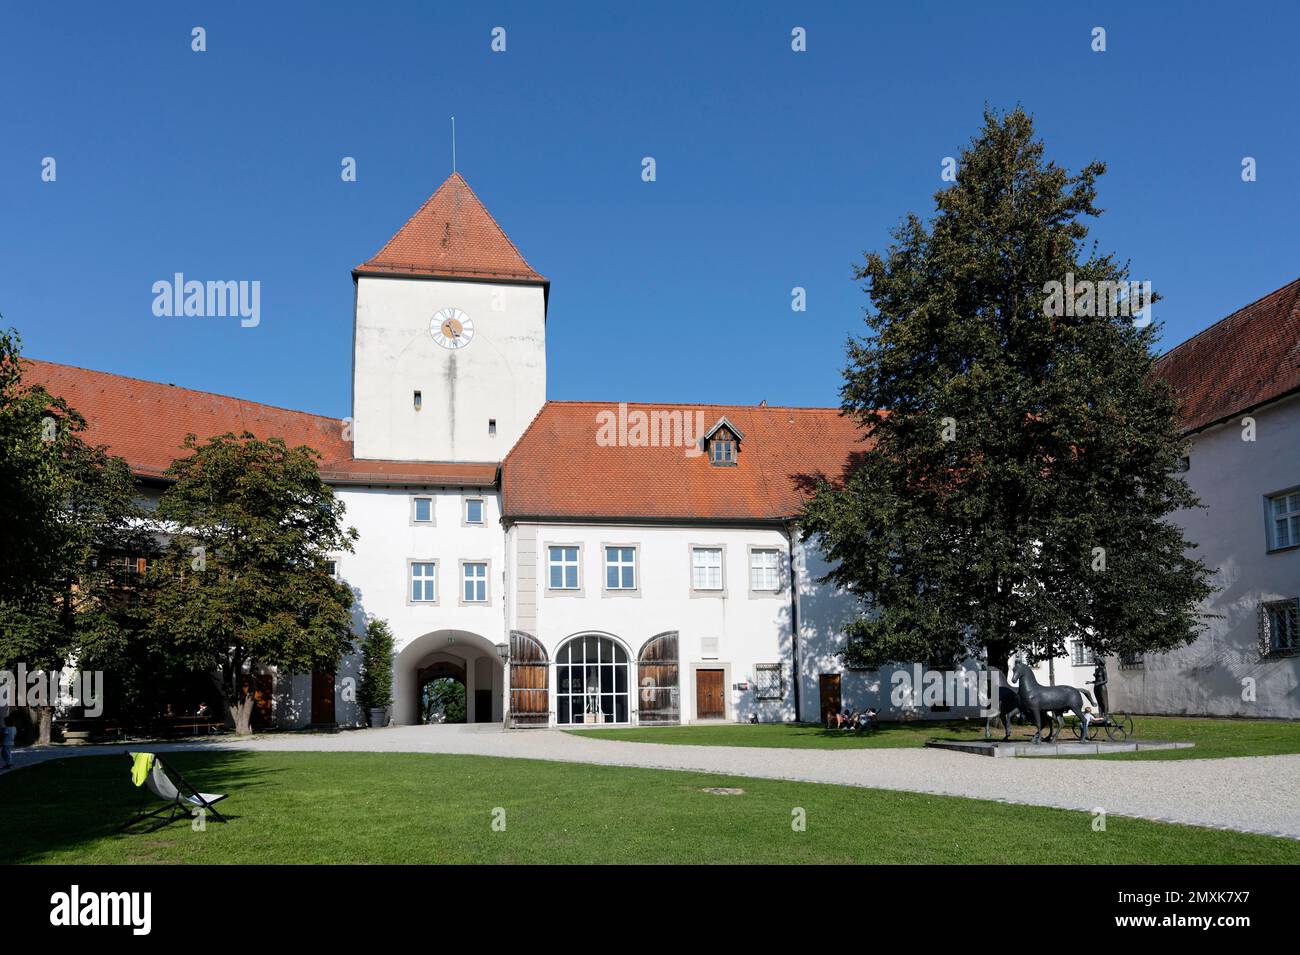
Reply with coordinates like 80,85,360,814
8,725,1300,839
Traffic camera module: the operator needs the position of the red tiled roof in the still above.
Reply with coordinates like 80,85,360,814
1153,277,1300,434
354,173,546,283
501,402,870,522
19,359,497,487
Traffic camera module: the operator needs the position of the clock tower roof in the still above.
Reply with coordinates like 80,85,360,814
355,172,546,283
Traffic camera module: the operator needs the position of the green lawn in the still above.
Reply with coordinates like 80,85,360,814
568,716,1300,759
2,751,1297,864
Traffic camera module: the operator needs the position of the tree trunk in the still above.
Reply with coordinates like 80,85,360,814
34,705,54,745
231,692,256,736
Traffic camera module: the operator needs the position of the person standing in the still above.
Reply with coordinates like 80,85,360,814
1090,660,1110,715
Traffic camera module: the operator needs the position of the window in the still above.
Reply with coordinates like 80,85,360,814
555,635,629,724
413,390,422,411
412,496,434,524
749,548,780,592
1118,652,1143,670
1069,640,1094,666
692,547,723,591
1260,599,1299,657
709,435,736,465
324,559,337,578
1267,491,1300,550
409,562,437,603
605,546,637,591
754,664,784,701
548,546,580,590
464,498,484,525
488,418,497,437
461,561,488,603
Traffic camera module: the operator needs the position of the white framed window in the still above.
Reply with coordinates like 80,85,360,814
604,545,637,591
463,498,485,525
1069,639,1094,667
324,559,338,579
691,546,723,592
754,664,784,701
461,561,488,604
1260,599,1299,657
1267,490,1300,551
408,561,438,603
547,545,580,590
411,496,434,524
749,547,780,592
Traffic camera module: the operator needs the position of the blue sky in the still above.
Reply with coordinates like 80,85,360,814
2,1,1296,419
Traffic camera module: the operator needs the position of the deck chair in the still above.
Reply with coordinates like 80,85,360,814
121,752,229,831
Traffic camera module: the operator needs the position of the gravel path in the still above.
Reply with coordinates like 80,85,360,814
8,725,1299,839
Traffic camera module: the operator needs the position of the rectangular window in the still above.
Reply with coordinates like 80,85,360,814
462,562,488,603
754,664,784,701
1261,599,1300,656
412,496,433,524
464,498,484,525
710,439,735,465
409,562,437,602
692,547,723,591
605,546,637,590
325,559,337,578
749,548,780,591
1268,491,1300,550
1069,640,1094,667
548,546,580,590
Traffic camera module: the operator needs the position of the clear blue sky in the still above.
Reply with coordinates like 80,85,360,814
2,1,1296,419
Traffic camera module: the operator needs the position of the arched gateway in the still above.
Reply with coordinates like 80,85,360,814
394,630,504,726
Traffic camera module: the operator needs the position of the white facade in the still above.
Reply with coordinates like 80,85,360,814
351,275,546,462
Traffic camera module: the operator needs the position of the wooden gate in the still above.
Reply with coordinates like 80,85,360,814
819,673,842,724
637,631,679,724
509,630,550,727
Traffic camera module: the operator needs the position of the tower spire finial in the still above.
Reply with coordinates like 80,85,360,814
451,116,456,173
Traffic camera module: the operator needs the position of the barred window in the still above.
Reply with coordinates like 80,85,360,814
1118,652,1143,670
754,664,784,701
1260,599,1300,657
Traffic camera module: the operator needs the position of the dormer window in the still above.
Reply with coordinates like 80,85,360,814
704,417,743,467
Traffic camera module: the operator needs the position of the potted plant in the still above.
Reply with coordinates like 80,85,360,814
358,618,394,728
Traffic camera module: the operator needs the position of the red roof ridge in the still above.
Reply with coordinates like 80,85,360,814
1155,275,1300,365
21,357,344,427
539,399,846,414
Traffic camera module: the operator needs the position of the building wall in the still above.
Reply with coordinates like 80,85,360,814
352,275,546,462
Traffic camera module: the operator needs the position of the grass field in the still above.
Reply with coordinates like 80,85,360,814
568,716,1300,760
2,751,1297,864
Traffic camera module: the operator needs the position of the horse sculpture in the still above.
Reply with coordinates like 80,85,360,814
989,683,1021,741
1010,662,1095,744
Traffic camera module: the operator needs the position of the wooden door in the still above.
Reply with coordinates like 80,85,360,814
251,673,273,727
819,674,841,724
696,668,725,719
509,631,550,727
637,631,680,724
311,671,335,724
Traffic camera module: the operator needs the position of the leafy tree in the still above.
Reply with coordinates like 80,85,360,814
424,678,465,724
801,108,1215,676
0,327,154,742
358,617,394,723
146,432,357,734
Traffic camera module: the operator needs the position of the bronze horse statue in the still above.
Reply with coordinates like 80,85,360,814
1010,662,1095,744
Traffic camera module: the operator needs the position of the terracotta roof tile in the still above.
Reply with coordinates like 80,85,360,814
501,401,870,522
355,173,545,283
20,359,496,486
1153,277,1300,433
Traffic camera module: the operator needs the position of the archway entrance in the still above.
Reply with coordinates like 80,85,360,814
394,630,505,726
555,634,631,725
417,660,466,724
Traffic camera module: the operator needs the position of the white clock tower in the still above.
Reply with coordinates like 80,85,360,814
350,173,548,463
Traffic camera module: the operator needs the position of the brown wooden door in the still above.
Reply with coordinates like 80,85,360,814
311,671,335,724
696,669,725,719
819,674,841,724
250,673,273,727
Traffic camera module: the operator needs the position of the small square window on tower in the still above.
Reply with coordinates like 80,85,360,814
488,418,497,437
413,390,422,411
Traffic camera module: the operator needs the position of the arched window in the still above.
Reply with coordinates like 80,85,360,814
556,635,629,725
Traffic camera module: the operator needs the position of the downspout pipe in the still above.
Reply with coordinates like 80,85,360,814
785,521,802,723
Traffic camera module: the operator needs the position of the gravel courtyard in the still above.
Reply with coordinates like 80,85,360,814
9,724,1300,839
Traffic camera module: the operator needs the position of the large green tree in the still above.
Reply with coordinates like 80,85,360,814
0,327,153,742
801,108,1215,676
147,432,357,734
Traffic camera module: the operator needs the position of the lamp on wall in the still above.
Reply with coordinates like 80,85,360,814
494,642,509,660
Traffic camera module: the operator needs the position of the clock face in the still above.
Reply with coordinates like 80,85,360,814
431,307,474,350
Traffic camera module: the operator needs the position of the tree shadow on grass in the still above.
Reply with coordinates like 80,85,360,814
0,750,279,864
